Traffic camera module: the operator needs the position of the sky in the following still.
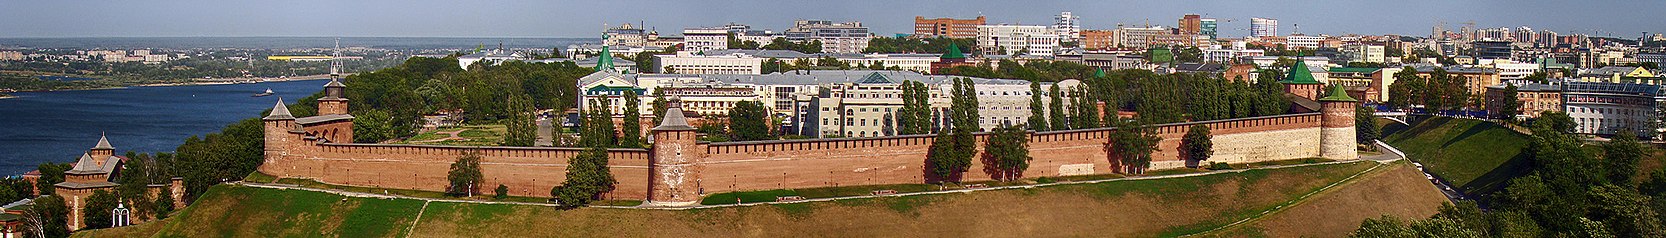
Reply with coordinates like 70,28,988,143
2,0,1662,39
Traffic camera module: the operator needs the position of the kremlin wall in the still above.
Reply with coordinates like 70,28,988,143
258,78,1357,205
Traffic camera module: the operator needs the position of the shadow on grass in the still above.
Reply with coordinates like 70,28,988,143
1442,121,1498,148
1457,152,1533,205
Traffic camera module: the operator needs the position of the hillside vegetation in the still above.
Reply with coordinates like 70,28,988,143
73,161,1455,237
1382,116,1531,198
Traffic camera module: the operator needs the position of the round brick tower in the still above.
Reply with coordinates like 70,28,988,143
1318,84,1358,160
647,97,704,206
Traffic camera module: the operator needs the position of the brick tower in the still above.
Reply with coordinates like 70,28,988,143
261,98,298,175
317,78,348,115
647,97,704,206
1318,84,1358,160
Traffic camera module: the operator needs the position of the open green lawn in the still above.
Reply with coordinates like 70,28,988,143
403,124,507,146
85,162,1416,237
1382,116,1531,198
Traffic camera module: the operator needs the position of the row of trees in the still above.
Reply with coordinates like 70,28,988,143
1351,112,1666,237
862,37,976,55
1387,66,1474,112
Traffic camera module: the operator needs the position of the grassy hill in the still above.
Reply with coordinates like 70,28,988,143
1381,116,1531,199
1212,161,1450,237
78,161,1447,237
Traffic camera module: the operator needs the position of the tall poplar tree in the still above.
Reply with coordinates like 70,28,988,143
1028,81,1048,131
1049,84,1068,130
620,90,642,147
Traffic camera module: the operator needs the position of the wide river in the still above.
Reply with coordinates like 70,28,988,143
0,80,327,175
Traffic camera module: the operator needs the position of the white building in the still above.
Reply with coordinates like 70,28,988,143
1340,44,1385,64
1251,18,1279,37
1285,35,1323,49
978,25,1063,56
1052,11,1082,42
785,20,871,54
456,48,528,69
654,51,766,74
1479,59,1538,80
1204,44,1266,63
682,27,730,54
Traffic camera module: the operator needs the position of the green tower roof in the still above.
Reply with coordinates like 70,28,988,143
1280,60,1321,84
1093,68,1106,78
595,33,614,71
1319,84,1357,102
942,43,966,59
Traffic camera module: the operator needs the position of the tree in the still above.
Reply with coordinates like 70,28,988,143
1182,125,1213,168
81,189,118,229
553,146,615,208
1351,215,1414,238
1589,184,1665,238
728,101,772,141
1109,120,1161,174
1497,84,1522,121
1602,131,1645,185
154,185,175,219
982,125,1032,181
495,184,509,199
651,89,668,126
898,81,932,135
502,95,537,146
22,195,69,238
620,90,643,148
446,151,484,197
926,78,980,183
34,162,71,196
1028,81,1047,131
1048,84,1068,130
1357,106,1381,145
1070,86,1102,128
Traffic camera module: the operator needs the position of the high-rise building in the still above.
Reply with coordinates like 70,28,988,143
1053,11,1081,42
1115,26,1169,49
1251,18,1279,37
913,16,986,38
978,24,1062,56
785,20,871,54
1472,40,1513,60
1200,18,1218,39
1178,14,1202,35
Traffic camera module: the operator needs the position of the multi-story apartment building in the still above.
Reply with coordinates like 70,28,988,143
1562,82,1661,136
1178,14,1202,35
1200,18,1218,39
1251,18,1278,37
785,20,871,54
1115,26,1168,49
1052,12,1081,42
0,51,22,61
1340,44,1385,64
1485,82,1561,119
1080,30,1117,50
978,25,1062,56
913,16,985,38
654,51,767,74
1472,40,1513,60
604,23,660,47
682,27,730,54
1285,35,1323,49
1414,65,1502,96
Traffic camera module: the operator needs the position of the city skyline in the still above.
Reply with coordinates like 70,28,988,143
1,0,1662,39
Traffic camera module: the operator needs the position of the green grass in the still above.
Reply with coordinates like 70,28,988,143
404,124,508,146
151,185,424,237
90,161,1384,237
242,171,278,183
1383,116,1531,198
700,189,798,205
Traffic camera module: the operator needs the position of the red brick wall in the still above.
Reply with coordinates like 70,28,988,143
262,112,1325,202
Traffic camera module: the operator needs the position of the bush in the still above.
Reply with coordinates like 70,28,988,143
1208,162,1232,170
494,184,509,199
1035,177,1057,184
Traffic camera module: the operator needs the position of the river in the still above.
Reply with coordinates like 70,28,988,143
0,80,328,175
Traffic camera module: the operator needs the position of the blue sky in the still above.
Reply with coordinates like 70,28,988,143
1,0,1661,38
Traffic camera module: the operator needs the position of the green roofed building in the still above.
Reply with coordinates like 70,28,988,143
1280,60,1326,100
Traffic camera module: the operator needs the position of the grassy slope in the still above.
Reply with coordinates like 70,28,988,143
1382,117,1531,198
81,162,1421,237
1213,162,1450,237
